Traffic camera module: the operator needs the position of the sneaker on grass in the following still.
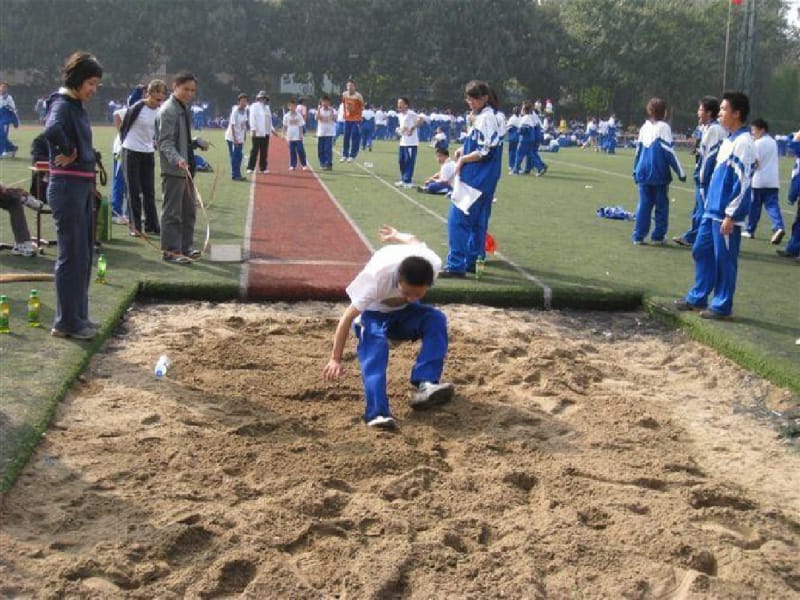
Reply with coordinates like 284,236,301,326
410,381,455,409
11,241,37,257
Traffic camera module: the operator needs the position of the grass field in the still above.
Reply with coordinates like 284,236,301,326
0,123,798,492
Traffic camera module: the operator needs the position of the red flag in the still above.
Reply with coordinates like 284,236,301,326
731,0,743,5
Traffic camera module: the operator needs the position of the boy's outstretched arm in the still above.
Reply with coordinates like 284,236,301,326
379,224,419,244
323,304,361,381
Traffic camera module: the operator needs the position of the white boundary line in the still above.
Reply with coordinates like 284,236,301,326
346,157,554,309
239,174,257,300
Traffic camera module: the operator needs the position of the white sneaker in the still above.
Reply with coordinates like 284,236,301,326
246,169,253,174
410,381,455,409
366,415,397,429
112,215,129,225
288,166,295,171
394,181,405,187
347,157,353,162
742,231,753,239
301,166,309,171
771,229,785,245
339,157,347,162
402,183,415,189
12,241,37,257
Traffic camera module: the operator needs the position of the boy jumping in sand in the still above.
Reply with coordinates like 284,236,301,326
323,225,455,429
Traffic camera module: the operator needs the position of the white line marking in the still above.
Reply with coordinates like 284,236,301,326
239,174,257,299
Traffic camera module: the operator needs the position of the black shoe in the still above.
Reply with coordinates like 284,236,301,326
438,269,466,279
674,299,697,311
776,249,799,258
699,309,731,320
672,236,691,247
163,253,191,265
770,229,785,245
145,228,161,236
186,248,202,259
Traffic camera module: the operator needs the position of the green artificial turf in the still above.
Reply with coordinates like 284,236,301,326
1,124,798,493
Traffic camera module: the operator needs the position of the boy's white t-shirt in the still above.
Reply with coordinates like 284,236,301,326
397,110,420,147
316,105,335,137
283,110,305,141
753,135,779,189
439,159,456,185
375,109,387,125
346,243,442,313
112,106,127,155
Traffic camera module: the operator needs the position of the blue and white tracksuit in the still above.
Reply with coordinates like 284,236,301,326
632,120,686,242
684,127,755,316
680,120,725,244
783,139,800,256
446,105,502,273
513,113,546,174
506,114,520,171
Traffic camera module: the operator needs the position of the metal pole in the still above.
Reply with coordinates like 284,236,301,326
722,0,733,92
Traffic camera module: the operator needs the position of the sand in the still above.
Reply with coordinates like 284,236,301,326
1,301,798,599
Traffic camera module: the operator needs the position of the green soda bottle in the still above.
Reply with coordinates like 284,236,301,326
27,289,40,327
474,258,486,280
0,295,9,333
96,254,107,284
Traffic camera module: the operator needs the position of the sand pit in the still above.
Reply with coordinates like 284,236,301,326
1,301,799,598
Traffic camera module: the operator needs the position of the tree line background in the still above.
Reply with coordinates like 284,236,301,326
1,0,799,132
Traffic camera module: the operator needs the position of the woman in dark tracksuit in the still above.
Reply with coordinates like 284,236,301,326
43,51,103,340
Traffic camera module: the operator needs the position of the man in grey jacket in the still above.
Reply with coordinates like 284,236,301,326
156,71,208,264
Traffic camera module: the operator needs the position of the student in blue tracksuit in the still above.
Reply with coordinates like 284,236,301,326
674,96,726,247
676,91,755,319
513,101,547,176
632,97,686,244
777,130,800,260
505,105,520,173
442,80,502,277
606,115,617,154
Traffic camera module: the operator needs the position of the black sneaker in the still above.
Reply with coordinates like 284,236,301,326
186,248,202,259
163,253,191,265
674,299,697,311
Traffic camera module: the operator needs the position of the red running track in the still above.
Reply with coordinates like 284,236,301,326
244,137,372,300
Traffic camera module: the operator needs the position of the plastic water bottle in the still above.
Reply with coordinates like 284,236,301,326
96,254,107,284
154,354,171,378
475,258,486,280
0,295,9,334
27,289,40,327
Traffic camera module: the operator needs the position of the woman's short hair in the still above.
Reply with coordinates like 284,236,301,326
62,52,103,90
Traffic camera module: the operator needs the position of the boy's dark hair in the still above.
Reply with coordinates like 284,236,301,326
435,147,449,157
237,93,248,101
750,117,768,132
722,91,750,123
646,97,667,121
699,95,720,119
62,51,103,90
288,97,297,104
173,71,198,86
321,94,331,102
398,96,411,107
398,256,434,287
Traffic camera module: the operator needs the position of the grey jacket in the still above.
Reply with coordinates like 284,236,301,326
156,95,192,178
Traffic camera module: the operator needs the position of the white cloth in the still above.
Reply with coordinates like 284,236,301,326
375,109,387,126
450,176,482,215
439,159,456,184
122,105,158,153
397,110,419,146
316,105,335,137
0,93,16,113
346,242,442,313
753,134,780,189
